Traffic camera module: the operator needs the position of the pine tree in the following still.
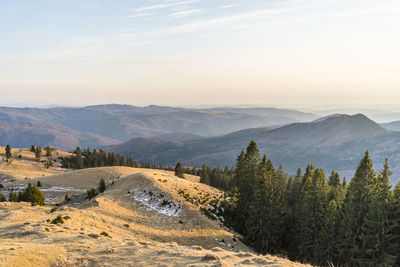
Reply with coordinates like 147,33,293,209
45,146,52,157
87,188,97,200
359,159,398,266
35,146,42,159
75,147,84,169
297,168,330,264
5,144,11,160
174,162,184,178
99,178,106,193
30,145,36,153
8,190,18,202
284,168,302,257
200,164,211,184
388,182,400,265
245,155,284,254
337,151,376,265
22,182,45,206
233,141,260,234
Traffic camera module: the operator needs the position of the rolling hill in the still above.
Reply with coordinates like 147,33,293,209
108,114,400,184
0,166,309,267
0,104,317,150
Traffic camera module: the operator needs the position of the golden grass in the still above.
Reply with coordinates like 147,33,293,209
0,166,310,267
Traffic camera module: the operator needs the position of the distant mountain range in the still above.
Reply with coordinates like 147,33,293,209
108,114,400,184
0,104,317,150
2,104,400,184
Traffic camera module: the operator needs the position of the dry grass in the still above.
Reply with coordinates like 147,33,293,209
0,166,310,267
0,146,71,180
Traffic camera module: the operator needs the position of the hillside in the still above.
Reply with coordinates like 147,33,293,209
0,146,71,180
0,120,119,151
108,114,400,184
0,167,308,267
0,105,317,150
381,120,400,131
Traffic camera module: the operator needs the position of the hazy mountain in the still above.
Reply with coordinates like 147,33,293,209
0,104,317,148
0,120,119,151
152,133,205,142
108,114,400,184
380,121,400,131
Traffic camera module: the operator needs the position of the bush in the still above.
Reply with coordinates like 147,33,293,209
87,188,97,200
0,194,6,202
22,183,45,206
51,215,65,224
100,231,111,238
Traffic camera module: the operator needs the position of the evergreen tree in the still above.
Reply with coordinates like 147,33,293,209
22,182,45,206
5,144,11,160
359,159,398,266
35,146,42,159
245,155,284,254
87,188,97,200
200,164,211,185
30,145,36,153
337,151,376,265
174,162,184,178
296,168,330,264
99,178,106,193
8,190,18,202
233,141,260,234
388,182,400,265
75,147,84,169
45,146,52,157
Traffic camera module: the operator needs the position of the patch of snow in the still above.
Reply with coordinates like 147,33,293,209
40,186,84,192
128,187,183,217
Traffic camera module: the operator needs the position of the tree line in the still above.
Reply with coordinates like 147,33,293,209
0,182,44,206
201,141,400,266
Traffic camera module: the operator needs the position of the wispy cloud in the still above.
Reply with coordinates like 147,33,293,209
122,0,201,20
121,12,153,19
169,8,289,33
134,0,200,12
166,9,205,19
327,5,399,19
220,4,239,9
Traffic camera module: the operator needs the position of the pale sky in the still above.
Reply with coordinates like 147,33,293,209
1,0,400,109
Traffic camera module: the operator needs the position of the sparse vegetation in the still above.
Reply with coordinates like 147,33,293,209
174,162,185,178
51,215,64,224
100,231,111,238
98,178,106,193
5,144,11,161
87,188,97,200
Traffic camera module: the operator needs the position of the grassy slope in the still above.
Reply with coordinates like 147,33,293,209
0,167,309,267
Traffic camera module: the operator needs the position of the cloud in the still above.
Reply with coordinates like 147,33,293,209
327,5,399,19
168,8,288,33
220,4,239,9
121,12,153,19
166,9,205,19
133,0,200,12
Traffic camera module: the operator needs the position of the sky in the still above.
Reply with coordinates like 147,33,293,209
1,0,400,109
